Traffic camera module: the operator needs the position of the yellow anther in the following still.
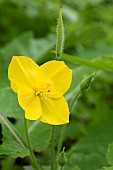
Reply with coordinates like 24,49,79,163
35,79,53,99
35,91,39,96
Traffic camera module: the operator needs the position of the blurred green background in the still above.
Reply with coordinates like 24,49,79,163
1,0,113,170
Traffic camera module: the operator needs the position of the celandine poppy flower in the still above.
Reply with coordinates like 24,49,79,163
8,56,72,125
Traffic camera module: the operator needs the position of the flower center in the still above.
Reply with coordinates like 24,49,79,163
35,80,53,100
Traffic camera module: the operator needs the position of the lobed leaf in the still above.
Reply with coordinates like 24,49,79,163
106,143,113,166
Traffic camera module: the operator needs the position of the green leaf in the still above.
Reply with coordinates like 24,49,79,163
68,152,106,170
106,143,113,166
0,114,29,158
1,32,55,69
0,87,22,118
72,165,81,170
103,167,113,170
0,60,9,88
66,122,113,170
64,165,81,170
40,166,50,170
28,121,51,152
0,114,51,158
52,52,113,73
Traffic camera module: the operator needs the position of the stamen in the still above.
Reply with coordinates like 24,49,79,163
35,79,53,99
35,91,39,96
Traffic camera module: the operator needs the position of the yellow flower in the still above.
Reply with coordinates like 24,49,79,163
8,56,72,125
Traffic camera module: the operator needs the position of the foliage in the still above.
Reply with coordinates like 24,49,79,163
0,0,113,169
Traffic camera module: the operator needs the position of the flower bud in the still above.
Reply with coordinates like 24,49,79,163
58,147,67,167
56,5,64,59
80,73,96,92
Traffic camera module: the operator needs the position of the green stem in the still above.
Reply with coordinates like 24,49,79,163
55,125,66,170
69,90,81,111
51,125,55,170
55,90,81,170
24,117,41,170
56,125,66,157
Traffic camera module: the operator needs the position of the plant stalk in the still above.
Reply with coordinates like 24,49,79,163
24,117,41,170
51,125,55,170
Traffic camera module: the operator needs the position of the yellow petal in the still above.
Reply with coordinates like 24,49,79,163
40,60,72,96
25,96,42,120
10,82,18,93
39,97,69,125
8,56,40,92
18,86,42,120
18,86,35,109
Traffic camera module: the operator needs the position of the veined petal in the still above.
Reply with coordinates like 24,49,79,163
40,60,72,96
18,87,42,120
39,97,69,125
8,56,40,92
18,86,35,109
25,97,42,120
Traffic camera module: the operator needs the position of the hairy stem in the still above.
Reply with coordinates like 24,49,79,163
24,117,41,170
51,125,55,170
